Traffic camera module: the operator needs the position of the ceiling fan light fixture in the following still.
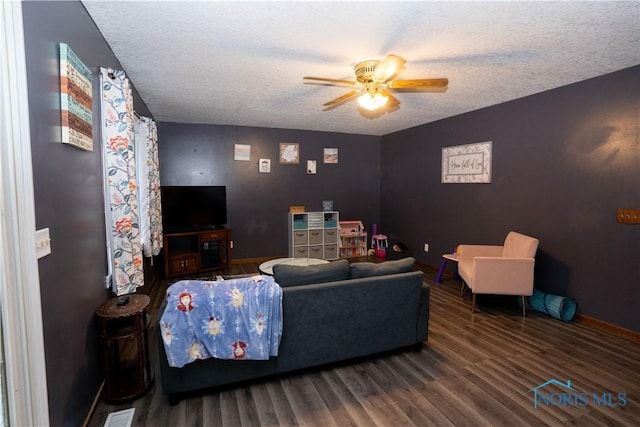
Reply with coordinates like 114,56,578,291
357,92,388,111
304,54,447,113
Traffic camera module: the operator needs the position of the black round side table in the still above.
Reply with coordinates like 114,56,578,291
96,294,154,402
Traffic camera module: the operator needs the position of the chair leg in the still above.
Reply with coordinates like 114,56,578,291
521,296,526,317
460,281,466,297
471,293,476,313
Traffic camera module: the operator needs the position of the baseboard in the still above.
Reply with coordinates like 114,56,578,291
416,261,439,273
574,314,640,343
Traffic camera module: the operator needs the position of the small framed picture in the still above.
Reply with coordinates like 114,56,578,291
323,148,338,164
259,158,271,173
307,160,317,174
280,143,299,164
234,144,251,161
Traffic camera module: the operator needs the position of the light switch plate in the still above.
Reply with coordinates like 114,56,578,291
35,228,51,259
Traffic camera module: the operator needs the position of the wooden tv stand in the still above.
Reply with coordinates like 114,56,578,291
163,228,232,278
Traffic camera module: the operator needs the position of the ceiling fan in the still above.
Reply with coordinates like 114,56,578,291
303,54,448,113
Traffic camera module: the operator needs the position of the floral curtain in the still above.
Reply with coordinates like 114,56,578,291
134,116,163,258
100,68,143,295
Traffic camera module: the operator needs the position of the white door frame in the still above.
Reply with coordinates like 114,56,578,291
0,1,51,425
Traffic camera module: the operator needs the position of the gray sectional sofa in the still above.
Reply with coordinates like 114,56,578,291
158,257,430,405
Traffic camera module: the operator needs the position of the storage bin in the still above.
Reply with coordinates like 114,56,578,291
293,230,308,246
308,245,324,258
309,230,323,245
293,247,308,258
307,212,324,229
324,245,338,258
294,220,308,230
324,229,338,243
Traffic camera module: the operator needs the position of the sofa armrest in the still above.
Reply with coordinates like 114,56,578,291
472,257,535,295
457,244,503,262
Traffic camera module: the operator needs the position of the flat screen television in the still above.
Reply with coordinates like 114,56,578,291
161,186,227,232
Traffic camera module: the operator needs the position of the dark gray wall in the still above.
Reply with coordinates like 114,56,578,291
22,2,152,426
381,66,640,332
158,123,381,259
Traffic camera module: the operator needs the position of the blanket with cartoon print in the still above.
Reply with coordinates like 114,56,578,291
159,275,283,368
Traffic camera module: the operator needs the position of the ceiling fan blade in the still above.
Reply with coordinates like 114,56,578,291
374,54,406,83
304,76,358,86
322,90,361,110
387,78,449,91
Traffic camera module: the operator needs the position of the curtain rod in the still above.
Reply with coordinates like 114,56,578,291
104,68,145,121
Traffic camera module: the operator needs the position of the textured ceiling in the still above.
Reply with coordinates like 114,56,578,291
82,1,639,136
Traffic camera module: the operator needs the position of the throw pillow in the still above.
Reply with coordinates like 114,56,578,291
273,259,350,287
349,257,416,279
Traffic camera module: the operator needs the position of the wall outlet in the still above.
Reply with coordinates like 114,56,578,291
424,243,429,252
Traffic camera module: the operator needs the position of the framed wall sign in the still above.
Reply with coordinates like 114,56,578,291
60,43,93,151
279,143,299,164
442,141,492,183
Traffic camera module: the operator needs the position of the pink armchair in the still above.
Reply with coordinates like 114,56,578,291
458,231,539,316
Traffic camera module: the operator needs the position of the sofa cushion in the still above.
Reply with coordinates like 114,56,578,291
273,259,350,287
349,257,416,279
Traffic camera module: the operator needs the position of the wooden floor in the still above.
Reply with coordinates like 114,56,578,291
87,261,640,427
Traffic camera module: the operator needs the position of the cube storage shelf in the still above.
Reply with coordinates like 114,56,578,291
288,211,339,260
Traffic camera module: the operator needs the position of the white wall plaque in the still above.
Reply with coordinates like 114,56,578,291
259,158,271,173
307,160,317,174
